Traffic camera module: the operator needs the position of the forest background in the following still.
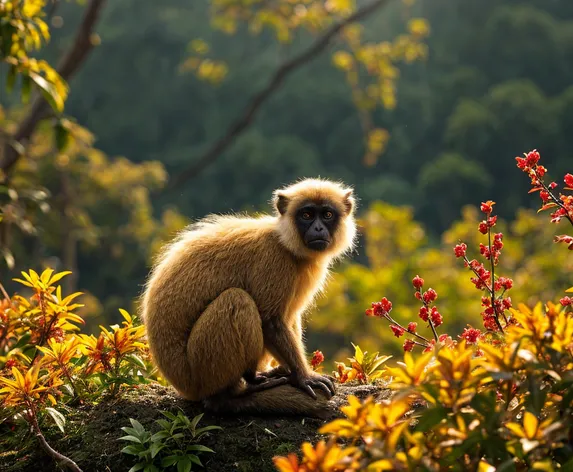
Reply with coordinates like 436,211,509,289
2,0,573,364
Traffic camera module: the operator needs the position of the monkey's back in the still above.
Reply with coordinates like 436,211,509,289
141,215,325,354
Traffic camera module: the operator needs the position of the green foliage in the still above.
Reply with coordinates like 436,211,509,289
120,411,222,472
0,0,68,113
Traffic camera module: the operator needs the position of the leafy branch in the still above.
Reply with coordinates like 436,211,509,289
168,0,390,191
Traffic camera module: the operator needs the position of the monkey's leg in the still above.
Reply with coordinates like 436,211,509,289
186,288,264,400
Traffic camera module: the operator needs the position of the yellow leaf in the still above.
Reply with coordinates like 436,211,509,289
367,459,395,471
566,287,573,293
478,461,496,472
332,51,353,71
523,411,538,439
119,308,132,323
48,271,72,286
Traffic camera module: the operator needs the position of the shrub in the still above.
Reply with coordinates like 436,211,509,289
274,150,573,471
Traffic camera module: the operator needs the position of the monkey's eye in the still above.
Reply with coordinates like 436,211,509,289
323,211,334,220
302,212,313,220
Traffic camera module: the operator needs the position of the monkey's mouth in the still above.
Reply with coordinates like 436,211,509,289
307,239,330,251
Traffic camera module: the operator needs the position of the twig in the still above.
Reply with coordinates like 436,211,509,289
29,406,83,472
168,0,390,190
0,0,107,174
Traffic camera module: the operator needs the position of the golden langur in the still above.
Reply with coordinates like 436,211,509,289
141,178,357,417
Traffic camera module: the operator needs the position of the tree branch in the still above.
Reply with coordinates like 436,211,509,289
30,409,83,472
168,0,390,191
0,0,107,174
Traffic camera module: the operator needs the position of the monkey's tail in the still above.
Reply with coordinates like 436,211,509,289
203,385,331,419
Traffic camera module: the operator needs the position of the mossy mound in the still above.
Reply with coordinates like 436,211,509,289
1,383,389,472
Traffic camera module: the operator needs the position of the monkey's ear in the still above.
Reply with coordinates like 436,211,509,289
273,191,289,215
343,189,356,215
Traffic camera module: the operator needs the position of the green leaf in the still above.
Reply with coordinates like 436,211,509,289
150,443,164,459
177,457,192,472
160,411,178,421
29,71,63,113
121,445,143,456
127,354,147,370
190,413,204,431
143,465,160,472
129,418,146,435
195,425,223,434
119,435,142,444
188,455,203,467
128,463,145,472
121,427,140,437
45,407,66,433
155,419,172,430
187,445,215,454
161,455,180,468
150,431,170,442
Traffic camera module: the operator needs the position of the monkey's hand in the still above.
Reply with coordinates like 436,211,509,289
289,371,335,400
258,365,291,380
244,366,290,385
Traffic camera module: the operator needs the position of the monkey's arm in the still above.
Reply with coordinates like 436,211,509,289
263,317,334,399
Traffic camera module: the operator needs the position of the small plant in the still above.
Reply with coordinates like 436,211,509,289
119,410,222,472
334,343,391,384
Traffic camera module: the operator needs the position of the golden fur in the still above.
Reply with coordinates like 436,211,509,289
140,178,357,417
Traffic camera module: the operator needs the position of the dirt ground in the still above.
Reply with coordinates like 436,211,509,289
0,382,389,472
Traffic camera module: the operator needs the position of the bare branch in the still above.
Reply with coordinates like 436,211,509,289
30,411,83,472
168,0,390,191
0,0,107,174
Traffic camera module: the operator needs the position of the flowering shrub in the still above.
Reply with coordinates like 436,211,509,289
0,269,153,470
274,150,573,471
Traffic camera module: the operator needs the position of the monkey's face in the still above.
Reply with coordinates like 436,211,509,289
295,203,339,252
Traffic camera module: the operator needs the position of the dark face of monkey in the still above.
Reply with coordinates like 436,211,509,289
295,202,340,251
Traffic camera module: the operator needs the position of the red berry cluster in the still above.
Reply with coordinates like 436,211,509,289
454,201,512,333
365,276,456,353
517,150,573,249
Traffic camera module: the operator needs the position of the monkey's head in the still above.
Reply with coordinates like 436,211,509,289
273,178,357,259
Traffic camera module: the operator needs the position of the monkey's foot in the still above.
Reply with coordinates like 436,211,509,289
241,376,289,395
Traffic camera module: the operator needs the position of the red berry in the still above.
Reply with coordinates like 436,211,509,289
525,150,540,167
403,339,415,352
407,322,417,333
460,327,482,344
422,288,438,304
419,306,429,322
564,173,573,188
380,297,392,313
478,222,488,234
540,190,550,203
454,243,467,258
560,296,572,307
390,325,405,338
412,275,424,290
515,157,527,169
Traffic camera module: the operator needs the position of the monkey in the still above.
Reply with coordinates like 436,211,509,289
140,178,357,417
